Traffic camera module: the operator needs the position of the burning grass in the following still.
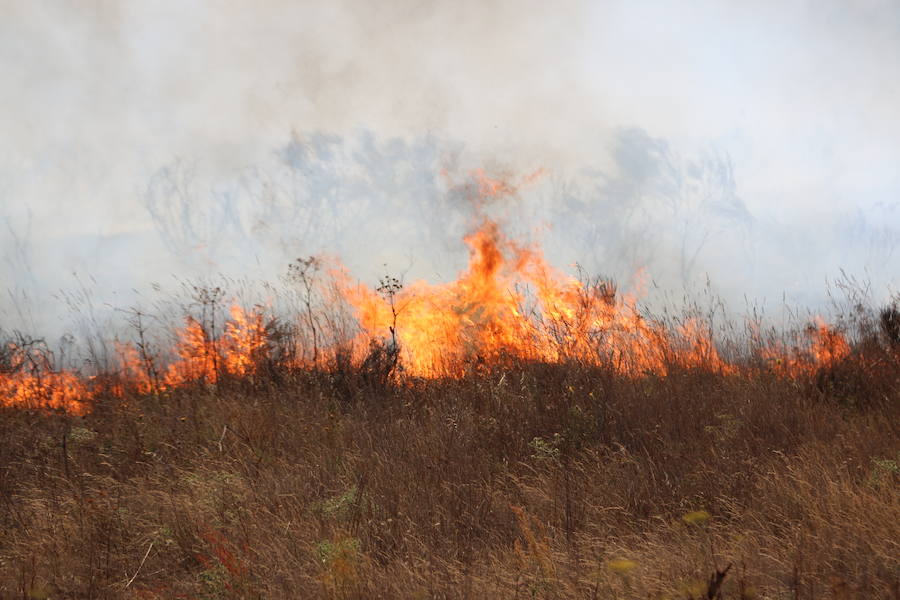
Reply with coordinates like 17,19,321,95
1,213,883,415
1,188,898,596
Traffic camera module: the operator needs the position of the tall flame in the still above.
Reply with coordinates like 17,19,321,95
155,305,268,390
335,217,734,377
0,172,860,415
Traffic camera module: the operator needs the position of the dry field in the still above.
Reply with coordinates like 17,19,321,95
1,217,898,598
1,309,898,599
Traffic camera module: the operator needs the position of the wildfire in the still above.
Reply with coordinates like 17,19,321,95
117,304,269,394
0,172,861,415
762,317,851,378
0,340,93,415
221,304,269,377
334,216,737,377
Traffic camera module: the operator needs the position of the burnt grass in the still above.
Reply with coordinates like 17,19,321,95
1,345,898,598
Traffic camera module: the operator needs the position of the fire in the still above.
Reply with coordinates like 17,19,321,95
221,304,268,377
1,304,271,414
162,317,219,387
1,171,859,415
337,219,543,375
158,304,268,389
115,342,157,395
0,370,92,415
762,317,851,377
335,217,735,377
0,340,92,415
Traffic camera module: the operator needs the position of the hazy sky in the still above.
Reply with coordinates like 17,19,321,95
1,0,899,329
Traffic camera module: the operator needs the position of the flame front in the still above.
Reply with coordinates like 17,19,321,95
121,305,268,393
762,317,851,378
1,304,272,413
0,174,862,415
338,219,544,375
0,341,92,415
335,217,734,377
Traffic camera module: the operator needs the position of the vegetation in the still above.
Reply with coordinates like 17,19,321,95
0,301,897,598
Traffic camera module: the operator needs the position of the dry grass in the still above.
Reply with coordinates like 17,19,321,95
1,319,899,599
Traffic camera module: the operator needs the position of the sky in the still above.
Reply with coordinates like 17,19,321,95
1,0,899,336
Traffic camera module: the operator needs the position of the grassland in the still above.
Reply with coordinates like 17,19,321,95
0,308,898,599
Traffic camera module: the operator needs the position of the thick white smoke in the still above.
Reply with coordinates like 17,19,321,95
1,0,898,343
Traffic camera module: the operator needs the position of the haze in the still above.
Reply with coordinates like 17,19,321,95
2,0,899,337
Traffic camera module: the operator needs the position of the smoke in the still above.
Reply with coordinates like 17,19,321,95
1,0,899,342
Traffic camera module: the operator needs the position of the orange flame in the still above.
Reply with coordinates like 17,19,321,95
1,172,857,415
335,215,734,378
222,304,268,377
159,304,268,388
115,342,157,395
162,317,220,387
1,304,274,414
0,341,92,415
762,317,850,377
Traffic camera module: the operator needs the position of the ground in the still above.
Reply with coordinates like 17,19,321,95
1,357,897,598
